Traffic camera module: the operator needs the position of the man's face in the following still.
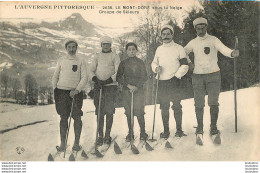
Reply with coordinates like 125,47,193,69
195,24,207,37
161,29,173,44
66,42,77,56
101,43,112,52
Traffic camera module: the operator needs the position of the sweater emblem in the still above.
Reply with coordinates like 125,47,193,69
204,47,210,55
72,65,78,72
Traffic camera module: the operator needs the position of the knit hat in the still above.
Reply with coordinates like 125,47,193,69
64,39,78,48
100,36,112,44
161,25,174,33
193,17,208,27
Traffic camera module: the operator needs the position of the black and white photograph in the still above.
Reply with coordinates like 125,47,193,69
0,0,259,172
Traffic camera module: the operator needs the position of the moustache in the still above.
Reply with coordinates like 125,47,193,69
162,38,170,40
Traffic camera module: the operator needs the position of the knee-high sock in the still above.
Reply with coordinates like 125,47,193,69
210,105,219,129
105,114,113,137
60,116,68,146
73,117,82,146
195,107,204,130
137,115,145,134
161,109,169,133
173,109,182,131
97,115,104,137
126,115,132,135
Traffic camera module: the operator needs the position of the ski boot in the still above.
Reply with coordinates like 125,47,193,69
125,134,134,142
56,144,65,152
195,127,203,145
210,127,220,136
195,127,204,135
140,132,148,141
97,137,103,146
72,144,82,151
210,126,221,144
104,136,112,144
175,130,187,137
160,131,170,139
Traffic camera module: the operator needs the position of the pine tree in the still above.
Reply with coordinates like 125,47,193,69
24,74,38,105
0,72,10,98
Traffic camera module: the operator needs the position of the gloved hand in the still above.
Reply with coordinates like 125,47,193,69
155,66,162,73
92,76,102,89
101,77,113,86
69,90,79,98
127,84,138,93
87,89,94,99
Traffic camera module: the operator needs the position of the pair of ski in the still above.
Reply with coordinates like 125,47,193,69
114,135,173,155
90,136,118,158
48,145,88,161
114,136,154,155
196,133,221,146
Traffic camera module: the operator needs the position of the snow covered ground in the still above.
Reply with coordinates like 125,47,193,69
0,87,259,162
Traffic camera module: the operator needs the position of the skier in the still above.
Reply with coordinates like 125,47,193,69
116,42,148,141
151,25,189,139
52,39,87,151
184,17,239,136
89,36,120,146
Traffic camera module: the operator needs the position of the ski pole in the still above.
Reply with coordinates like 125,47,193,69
131,91,134,145
150,73,160,142
94,87,104,157
130,90,139,154
64,97,75,158
234,36,238,133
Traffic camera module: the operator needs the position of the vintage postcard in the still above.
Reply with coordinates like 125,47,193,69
0,0,259,172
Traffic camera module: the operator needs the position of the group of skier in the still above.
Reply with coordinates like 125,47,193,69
52,17,239,151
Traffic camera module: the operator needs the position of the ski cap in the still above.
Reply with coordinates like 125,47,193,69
100,36,112,44
193,17,208,28
161,25,174,33
65,39,78,48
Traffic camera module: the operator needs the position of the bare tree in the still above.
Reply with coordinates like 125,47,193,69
115,34,130,61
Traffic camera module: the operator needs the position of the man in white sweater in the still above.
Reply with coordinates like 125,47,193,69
89,36,120,145
151,25,189,138
184,17,239,136
52,39,88,151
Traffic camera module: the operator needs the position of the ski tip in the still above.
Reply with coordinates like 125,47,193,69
165,141,173,149
145,142,154,151
81,150,88,159
95,149,104,158
196,135,203,146
69,154,75,161
48,153,54,161
114,141,122,154
213,134,221,145
131,145,140,154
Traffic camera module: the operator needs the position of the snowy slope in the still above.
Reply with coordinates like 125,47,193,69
0,87,259,161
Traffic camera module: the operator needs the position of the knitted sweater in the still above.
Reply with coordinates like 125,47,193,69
88,52,120,85
184,33,233,74
116,56,147,89
52,55,88,91
151,41,189,80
